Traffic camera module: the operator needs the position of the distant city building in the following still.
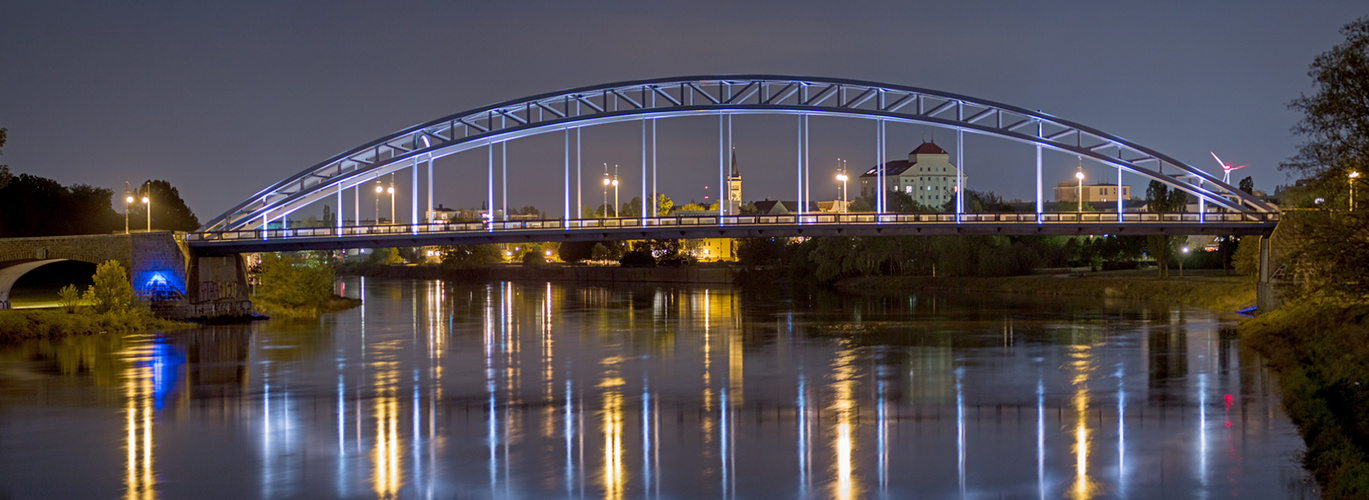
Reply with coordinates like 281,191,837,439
1053,181,1132,203
859,141,965,207
751,199,819,215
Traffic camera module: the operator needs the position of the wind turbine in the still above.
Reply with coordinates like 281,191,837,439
1210,152,1248,185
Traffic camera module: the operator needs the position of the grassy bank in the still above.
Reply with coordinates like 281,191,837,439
1242,299,1369,498
0,308,194,343
253,294,362,320
837,269,1257,312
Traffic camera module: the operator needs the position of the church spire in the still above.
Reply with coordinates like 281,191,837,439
730,146,741,178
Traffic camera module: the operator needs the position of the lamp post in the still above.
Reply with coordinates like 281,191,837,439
123,181,133,234
387,184,395,224
1179,246,1190,278
374,182,383,224
1351,171,1360,211
835,159,848,214
612,164,620,218
141,191,151,232
1075,170,1085,213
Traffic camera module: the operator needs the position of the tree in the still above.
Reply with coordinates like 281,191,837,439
129,179,200,231
654,193,674,216
1144,180,1188,277
439,244,501,269
591,243,612,261
84,260,133,314
0,128,10,190
1238,176,1255,195
1283,17,1369,181
254,253,335,310
558,241,597,262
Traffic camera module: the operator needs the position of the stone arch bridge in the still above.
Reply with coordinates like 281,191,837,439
0,232,251,318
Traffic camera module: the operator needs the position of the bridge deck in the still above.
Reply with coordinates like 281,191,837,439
186,212,1278,254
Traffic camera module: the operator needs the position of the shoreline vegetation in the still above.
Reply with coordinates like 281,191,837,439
251,253,361,320
0,308,194,343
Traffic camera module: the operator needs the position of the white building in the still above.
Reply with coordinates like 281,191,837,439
859,141,965,207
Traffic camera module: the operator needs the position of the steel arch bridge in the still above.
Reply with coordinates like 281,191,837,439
195,75,1277,250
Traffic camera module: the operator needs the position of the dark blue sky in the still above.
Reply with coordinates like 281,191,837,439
1,1,1364,222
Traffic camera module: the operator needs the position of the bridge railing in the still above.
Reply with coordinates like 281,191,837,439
182,211,1279,243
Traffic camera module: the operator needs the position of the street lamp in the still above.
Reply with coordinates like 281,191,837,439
835,159,848,214
374,182,383,224
1179,246,1190,278
141,192,151,232
123,181,133,234
387,184,396,224
1074,170,1085,213
1350,171,1360,211
602,174,611,218
612,164,620,218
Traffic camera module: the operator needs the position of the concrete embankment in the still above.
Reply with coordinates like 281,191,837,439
837,270,1257,313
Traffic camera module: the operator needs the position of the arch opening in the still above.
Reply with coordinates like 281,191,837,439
0,259,97,310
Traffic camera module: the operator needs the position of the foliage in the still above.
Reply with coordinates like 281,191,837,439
1144,180,1189,277
619,247,656,267
1277,210,1369,300
1243,300,1369,498
1283,17,1369,182
0,308,192,343
128,179,200,231
558,241,597,262
439,244,502,270
58,284,82,313
591,243,612,261
654,193,674,216
521,248,547,266
1239,176,1255,195
84,260,133,314
0,127,9,190
0,172,120,237
1232,236,1262,276
365,247,404,265
736,237,789,266
253,253,335,311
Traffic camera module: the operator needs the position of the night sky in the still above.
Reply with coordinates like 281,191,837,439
1,1,1364,224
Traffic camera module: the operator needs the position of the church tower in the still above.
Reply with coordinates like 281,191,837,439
727,147,742,214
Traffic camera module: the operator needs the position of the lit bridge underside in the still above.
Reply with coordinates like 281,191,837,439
186,212,1277,254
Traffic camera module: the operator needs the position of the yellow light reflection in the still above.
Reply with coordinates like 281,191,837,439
372,396,401,498
1068,345,1096,500
601,389,625,500
829,346,860,500
123,348,156,500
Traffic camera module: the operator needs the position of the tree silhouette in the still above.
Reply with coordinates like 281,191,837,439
127,179,200,231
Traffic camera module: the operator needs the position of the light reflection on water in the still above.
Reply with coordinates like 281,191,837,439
0,278,1319,499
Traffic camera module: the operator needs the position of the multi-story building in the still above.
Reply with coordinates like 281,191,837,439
859,141,966,207
1053,181,1131,203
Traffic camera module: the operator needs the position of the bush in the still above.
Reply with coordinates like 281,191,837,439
254,253,334,310
84,260,132,314
58,284,81,313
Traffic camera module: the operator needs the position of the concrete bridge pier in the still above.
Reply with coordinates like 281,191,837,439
1255,235,1279,313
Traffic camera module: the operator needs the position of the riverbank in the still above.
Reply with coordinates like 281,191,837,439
253,294,362,320
836,269,1257,312
0,308,195,343
1242,299,1369,498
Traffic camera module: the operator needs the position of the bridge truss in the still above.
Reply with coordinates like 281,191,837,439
201,75,1276,233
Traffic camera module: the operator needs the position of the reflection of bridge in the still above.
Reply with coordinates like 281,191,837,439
187,212,1278,254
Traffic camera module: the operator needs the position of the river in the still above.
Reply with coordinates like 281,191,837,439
0,277,1316,499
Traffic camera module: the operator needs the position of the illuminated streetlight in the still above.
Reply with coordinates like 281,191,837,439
1074,170,1085,213
1350,171,1360,211
836,158,849,214
374,181,383,224
1179,246,1190,278
387,184,396,224
141,191,151,232
612,164,620,218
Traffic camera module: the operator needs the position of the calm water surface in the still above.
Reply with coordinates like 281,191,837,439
0,278,1316,499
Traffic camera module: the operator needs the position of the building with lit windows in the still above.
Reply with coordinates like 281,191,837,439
1053,181,1132,203
859,141,965,207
